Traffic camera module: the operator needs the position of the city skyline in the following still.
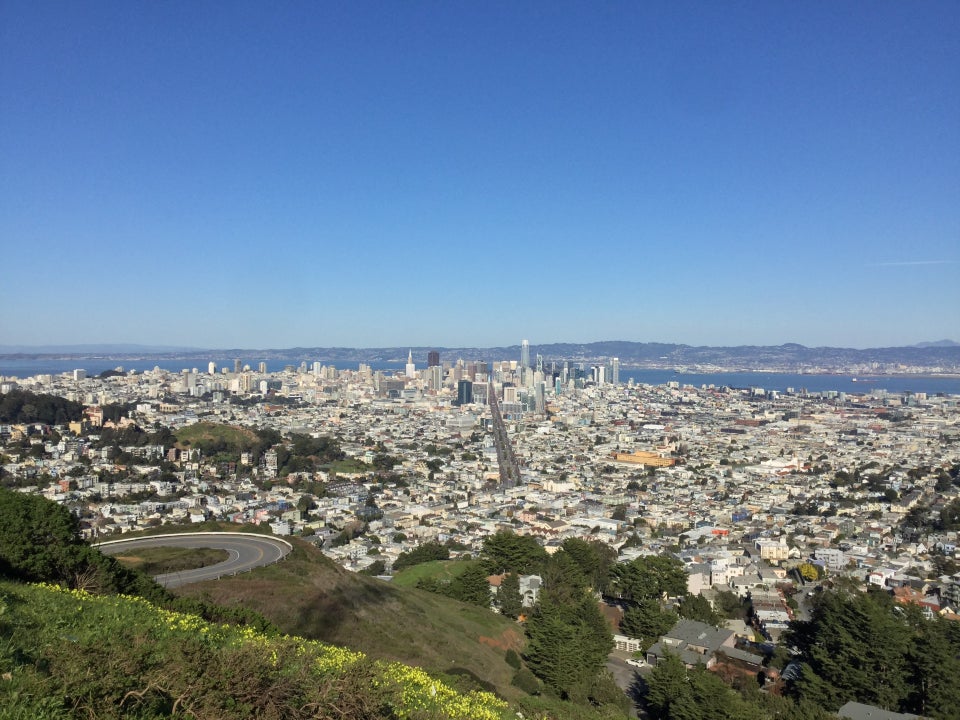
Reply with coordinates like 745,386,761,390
2,3,958,349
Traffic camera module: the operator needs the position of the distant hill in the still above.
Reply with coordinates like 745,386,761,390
3,340,959,370
0,343,203,354
914,339,960,348
176,340,960,369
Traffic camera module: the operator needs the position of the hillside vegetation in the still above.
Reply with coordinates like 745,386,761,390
174,422,259,453
175,540,526,700
0,489,629,720
0,580,508,720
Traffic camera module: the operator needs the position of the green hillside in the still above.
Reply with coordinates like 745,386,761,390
390,559,474,588
175,540,525,699
0,580,509,720
0,490,627,720
174,422,258,452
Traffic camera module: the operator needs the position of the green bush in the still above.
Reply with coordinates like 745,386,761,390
512,668,541,695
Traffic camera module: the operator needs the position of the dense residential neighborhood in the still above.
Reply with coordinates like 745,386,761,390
2,354,960,717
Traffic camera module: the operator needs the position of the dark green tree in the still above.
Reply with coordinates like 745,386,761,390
677,593,723,626
498,571,523,619
359,559,386,576
787,589,911,712
448,562,493,607
560,537,617,594
481,530,548,575
612,554,688,601
524,595,612,698
906,616,960,718
713,589,747,620
540,550,588,607
392,541,450,571
620,599,677,647
645,652,693,719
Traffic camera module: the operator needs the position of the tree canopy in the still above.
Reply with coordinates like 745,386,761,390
481,530,548,575
786,588,960,716
0,388,84,424
611,554,688,601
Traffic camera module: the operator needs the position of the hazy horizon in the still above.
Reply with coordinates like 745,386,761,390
1,338,958,355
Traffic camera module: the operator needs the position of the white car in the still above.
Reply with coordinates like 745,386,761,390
626,658,646,668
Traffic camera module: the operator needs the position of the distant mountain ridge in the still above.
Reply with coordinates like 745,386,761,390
913,339,960,348
0,343,202,354
2,340,959,370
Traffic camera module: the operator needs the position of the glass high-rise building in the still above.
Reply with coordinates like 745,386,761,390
457,379,473,405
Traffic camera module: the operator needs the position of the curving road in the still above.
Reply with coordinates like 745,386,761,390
95,532,292,588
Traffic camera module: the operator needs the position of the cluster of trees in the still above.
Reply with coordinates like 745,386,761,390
609,555,706,649
90,423,176,451
0,388,83,424
474,532,626,712
416,562,492,606
271,432,345,475
0,488,271,630
0,486,161,599
393,540,451,571
645,653,835,720
787,587,960,717
905,498,960,533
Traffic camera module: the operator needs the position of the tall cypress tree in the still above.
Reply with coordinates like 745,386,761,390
498,572,523,619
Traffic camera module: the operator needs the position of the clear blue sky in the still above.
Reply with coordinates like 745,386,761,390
2,1,958,350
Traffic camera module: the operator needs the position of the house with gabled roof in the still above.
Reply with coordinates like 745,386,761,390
645,618,736,669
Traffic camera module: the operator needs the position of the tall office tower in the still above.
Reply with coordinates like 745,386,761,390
427,365,443,390
406,349,416,378
457,379,473,405
427,350,440,367
313,361,322,376
258,361,267,374
612,357,620,385
234,359,242,373
208,361,217,375
536,353,543,373
535,380,545,413
521,339,530,368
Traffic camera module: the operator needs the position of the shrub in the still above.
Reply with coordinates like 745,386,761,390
512,668,541,695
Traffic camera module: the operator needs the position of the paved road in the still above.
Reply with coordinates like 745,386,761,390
95,532,292,588
607,654,647,719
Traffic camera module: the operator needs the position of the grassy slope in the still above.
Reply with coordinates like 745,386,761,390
174,422,257,449
390,558,474,588
174,538,525,699
113,546,229,576
0,580,510,720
